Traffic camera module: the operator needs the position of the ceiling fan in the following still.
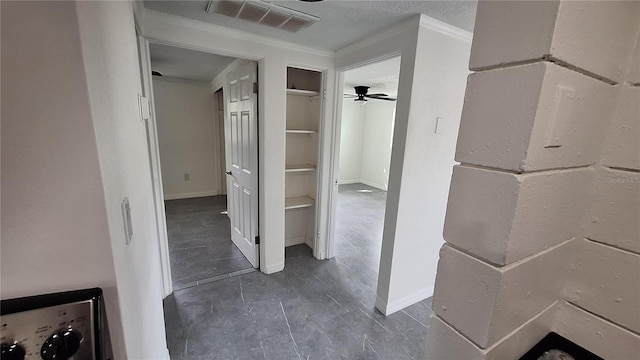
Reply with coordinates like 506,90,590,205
344,86,396,102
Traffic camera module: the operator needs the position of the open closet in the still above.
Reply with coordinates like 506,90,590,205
284,67,323,253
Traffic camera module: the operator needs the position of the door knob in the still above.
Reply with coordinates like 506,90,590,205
225,171,232,176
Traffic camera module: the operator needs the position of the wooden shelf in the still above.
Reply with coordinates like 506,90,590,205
286,89,319,97
286,129,317,134
285,164,316,173
285,196,315,210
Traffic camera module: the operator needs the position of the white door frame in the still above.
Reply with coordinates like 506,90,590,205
137,36,172,297
322,53,402,260
138,38,265,291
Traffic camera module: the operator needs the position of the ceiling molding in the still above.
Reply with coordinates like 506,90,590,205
152,75,210,86
418,14,473,43
143,9,334,58
335,15,419,59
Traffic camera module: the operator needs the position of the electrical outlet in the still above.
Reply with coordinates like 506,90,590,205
184,173,190,181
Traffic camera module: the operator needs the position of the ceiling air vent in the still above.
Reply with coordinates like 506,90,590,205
206,1,319,33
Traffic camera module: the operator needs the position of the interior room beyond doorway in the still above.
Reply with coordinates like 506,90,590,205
149,43,257,290
334,57,400,278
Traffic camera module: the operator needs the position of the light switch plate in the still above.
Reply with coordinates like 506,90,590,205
138,94,151,121
121,197,133,245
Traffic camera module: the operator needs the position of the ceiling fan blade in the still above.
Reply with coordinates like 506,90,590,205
366,95,397,101
343,94,358,98
367,93,389,97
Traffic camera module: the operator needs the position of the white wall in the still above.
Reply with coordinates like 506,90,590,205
143,9,335,273
382,20,471,314
338,101,365,183
0,0,124,354
360,101,395,190
76,1,169,358
334,15,472,315
153,79,220,200
338,100,395,191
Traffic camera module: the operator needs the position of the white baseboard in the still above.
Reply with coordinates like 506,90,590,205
359,179,387,191
375,286,434,315
163,190,218,200
305,236,314,249
285,236,306,247
262,261,284,274
337,179,360,185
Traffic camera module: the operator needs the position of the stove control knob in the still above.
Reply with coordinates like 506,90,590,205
40,328,82,360
1,342,26,360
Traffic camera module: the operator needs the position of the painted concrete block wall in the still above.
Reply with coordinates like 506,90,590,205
566,238,640,334
0,0,125,355
583,167,640,253
444,165,592,265
470,0,640,83
456,62,616,172
425,302,558,360
601,87,640,171
153,79,220,200
427,1,640,358
432,241,573,348
553,301,640,358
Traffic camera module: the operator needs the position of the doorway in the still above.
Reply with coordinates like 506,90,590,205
330,56,401,290
146,42,259,290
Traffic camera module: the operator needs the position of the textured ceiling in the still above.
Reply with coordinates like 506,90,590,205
144,0,477,51
149,43,237,82
344,56,400,97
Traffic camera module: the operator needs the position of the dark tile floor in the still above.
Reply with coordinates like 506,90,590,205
165,196,254,290
163,184,433,359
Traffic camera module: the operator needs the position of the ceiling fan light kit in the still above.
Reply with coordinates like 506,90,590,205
345,85,397,102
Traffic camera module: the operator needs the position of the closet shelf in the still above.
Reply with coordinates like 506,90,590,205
285,196,315,210
286,129,317,134
285,164,316,173
286,89,319,97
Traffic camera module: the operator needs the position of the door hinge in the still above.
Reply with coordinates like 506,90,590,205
253,82,259,94
255,235,260,245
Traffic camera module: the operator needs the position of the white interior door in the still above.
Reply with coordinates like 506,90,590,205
226,62,259,268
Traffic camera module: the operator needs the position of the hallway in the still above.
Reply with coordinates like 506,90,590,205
165,196,254,290
163,184,433,359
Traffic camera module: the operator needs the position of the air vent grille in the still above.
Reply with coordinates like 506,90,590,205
279,16,312,33
214,1,243,17
206,0,319,33
236,2,269,22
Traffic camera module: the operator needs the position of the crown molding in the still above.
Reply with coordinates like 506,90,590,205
152,75,210,86
143,9,334,58
335,15,420,59
418,14,473,44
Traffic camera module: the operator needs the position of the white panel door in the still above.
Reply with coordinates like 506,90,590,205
226,62,259,268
